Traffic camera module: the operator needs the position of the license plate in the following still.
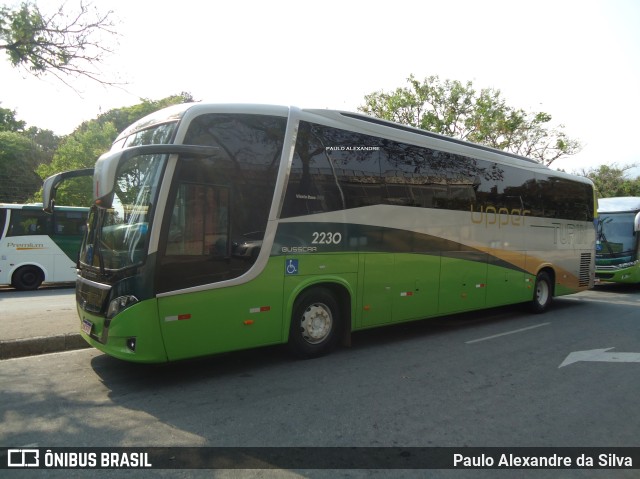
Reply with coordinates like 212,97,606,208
81,319,93,335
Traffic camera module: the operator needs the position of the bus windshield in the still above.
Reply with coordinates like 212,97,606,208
79,153,167,271
597,212,637,256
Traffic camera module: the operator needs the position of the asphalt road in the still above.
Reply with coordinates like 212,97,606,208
0,284,77,341
1,284,639,478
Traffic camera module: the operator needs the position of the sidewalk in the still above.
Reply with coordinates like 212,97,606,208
0,285,90,360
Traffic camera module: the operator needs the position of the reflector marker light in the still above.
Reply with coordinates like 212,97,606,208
165,314,192,322
400,292,414,297
249,306,271,314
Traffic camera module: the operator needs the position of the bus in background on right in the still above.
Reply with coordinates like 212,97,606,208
595,197,640,284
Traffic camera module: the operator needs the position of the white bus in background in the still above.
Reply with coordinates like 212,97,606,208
0,203,89,290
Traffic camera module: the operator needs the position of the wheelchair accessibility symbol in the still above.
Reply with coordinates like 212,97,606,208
286,259,299,275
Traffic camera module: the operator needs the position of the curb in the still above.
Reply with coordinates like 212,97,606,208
0,334,90,360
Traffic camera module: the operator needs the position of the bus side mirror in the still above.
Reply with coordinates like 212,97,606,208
42,168,94,213
634,212,640,233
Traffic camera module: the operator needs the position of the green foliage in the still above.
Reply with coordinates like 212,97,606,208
0,2,46,71
579,164,640,198
359,74,581,166
24,126,60,155
0,1,116,85
0,105,58,202
33,93,193,205
0,105,26,132
0,130,42,202
91,92,194,133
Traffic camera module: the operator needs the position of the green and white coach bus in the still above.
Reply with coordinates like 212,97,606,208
0,203,88,290
43,104,596,362
595,197,640,284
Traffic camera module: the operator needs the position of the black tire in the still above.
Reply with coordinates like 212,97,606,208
12,265,44,291
288,288,341,358
531,271,553,313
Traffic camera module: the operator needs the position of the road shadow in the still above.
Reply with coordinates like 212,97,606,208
0,283,75,296
89,297,589,393
593,282,640,294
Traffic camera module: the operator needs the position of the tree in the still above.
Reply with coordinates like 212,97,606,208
359,74,581,166
578,164,640,198
92,92,194,132
24,125,60,156
0,130,42,202
35,93,193,205
0,1,117,86
0,104,26,132
0,105,59,202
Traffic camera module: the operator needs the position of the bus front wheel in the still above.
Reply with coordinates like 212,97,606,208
531,271,553,313
288,288,341,358
12,266,44,291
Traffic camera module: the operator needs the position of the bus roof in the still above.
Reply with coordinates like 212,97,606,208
597,197,640,213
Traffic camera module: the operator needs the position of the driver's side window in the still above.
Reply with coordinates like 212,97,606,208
165,183,229,257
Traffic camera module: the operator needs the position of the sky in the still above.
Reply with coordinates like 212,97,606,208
2,0,640,176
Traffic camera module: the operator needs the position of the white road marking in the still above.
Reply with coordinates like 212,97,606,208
465,322,551,344
561,296,640,307
559,348,640,368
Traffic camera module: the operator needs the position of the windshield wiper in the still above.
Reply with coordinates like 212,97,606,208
597,218,616,256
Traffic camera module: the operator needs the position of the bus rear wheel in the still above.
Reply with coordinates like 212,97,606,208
531,271,553,313
288,288,341,358
12,266,44,291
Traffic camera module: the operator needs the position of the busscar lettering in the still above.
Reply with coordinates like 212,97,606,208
282,246,317,253
470,205,530,228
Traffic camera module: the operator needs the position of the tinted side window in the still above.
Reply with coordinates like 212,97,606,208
7,209,51,236
536,174,594,221
282,122,485,217
280,121,593,222
281,121,385,217
473,163,540,214
379,146,479,210
0,209,6,236
53,210,87,236
165,183,229,257
156,114,287,292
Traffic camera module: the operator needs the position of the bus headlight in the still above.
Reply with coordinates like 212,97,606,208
107,295,139,318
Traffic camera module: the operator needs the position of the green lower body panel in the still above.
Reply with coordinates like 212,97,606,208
78,250,570,363
157,259,287,362
595,266,640,284
78,300,168,363
356,252,534,329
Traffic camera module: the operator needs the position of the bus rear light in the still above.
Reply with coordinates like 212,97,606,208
126,338,136,352
107,295,139,318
